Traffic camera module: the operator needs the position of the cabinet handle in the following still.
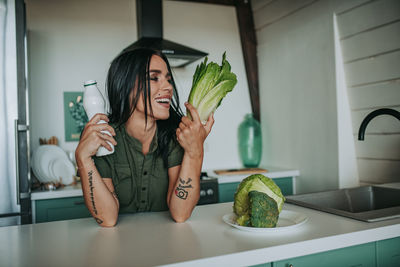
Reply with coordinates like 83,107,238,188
14,120,20,205
74,201,85,205
14,119,30,205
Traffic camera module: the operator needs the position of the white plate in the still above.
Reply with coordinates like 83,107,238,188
32,145,71,183
32,146,50,183
47,159,59,183
223,210,308,233
31,151,42,182
49,158,75,185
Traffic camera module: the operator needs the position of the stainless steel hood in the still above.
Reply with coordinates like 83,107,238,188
123,0,208,68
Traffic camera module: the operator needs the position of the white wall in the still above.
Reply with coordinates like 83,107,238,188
335,0,400,184
252,0,368,193
333,15,359,189
253,0,400,193
26,0,252,171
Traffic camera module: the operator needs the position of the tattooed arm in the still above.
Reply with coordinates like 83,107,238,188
167,103,214,222
78,159,119,226
167,160,201,222
75,114,119,227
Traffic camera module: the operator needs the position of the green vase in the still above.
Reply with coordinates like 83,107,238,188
238,114,262,168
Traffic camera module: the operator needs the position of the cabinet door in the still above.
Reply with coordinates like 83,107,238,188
35,196,91,223
218,182,239,203
377,237,400,267
275,242,376,267
274,177,293,195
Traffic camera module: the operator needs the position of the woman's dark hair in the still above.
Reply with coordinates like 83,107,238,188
106,48,183,167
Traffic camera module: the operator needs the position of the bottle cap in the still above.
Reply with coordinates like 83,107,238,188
84,80,97,87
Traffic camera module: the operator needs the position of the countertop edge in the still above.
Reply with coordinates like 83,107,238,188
209,169,300,184
31,187,83,200
162,223,400,267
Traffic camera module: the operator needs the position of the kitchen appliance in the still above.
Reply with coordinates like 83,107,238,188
123,0,208,68
198,172,219,205
0,0,31,226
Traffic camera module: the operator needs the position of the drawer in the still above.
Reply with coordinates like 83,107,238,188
377,237,400,267
275,242,376,267
35,196,91,223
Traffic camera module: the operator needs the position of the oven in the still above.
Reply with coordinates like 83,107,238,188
197,172,219,205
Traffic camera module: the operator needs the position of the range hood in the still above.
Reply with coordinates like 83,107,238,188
123,0,208,68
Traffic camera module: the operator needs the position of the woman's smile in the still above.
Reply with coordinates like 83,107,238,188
154,95,172,109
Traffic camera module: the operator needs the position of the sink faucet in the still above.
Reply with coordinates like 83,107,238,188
358,108,400,140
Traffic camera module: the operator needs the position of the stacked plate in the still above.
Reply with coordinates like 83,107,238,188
32,145,75,185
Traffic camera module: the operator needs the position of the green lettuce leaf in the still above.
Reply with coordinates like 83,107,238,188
187,52,237,122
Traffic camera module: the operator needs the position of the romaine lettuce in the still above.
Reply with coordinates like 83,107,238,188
187,53,237,122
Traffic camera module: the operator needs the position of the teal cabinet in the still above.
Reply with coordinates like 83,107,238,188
250,239,400,267
218,182,240,203
273,177,293,195
218,177,293,203
377,237,400,267
35,196,91,223
275,242,376,267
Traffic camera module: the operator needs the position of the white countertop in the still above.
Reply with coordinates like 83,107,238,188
208,166,300,184
31,184,83,200
1,201,399,267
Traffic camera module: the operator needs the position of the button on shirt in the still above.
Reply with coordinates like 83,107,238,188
93,124,184,213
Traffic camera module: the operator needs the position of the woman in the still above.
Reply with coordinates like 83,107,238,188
75,48,214,227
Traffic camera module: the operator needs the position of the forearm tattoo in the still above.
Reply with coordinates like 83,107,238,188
88,170,102,224
175,177,193,200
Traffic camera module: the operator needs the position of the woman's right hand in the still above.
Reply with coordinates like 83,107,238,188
75,113,117,162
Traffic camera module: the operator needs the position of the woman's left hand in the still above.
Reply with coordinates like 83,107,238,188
176,102,214,158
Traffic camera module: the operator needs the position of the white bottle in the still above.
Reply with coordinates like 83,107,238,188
83,80,114,156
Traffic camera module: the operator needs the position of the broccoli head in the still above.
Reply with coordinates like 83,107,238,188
236,214,250,226
248,190,279,228
233,174,285,227
234,174,285,217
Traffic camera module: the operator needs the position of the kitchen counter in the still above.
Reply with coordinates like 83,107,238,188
207,166,300,184
1,202,399,267
31,166,300,200
31,183,83,200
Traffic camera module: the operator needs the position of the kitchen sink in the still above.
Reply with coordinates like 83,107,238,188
286,186,400,222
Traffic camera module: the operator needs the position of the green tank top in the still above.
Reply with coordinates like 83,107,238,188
93,124,184,213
